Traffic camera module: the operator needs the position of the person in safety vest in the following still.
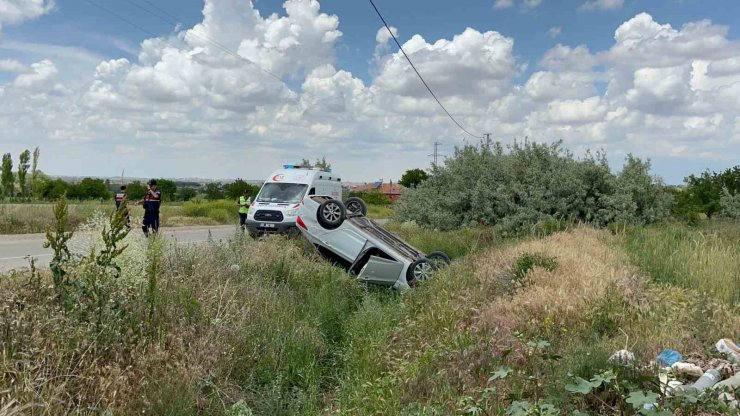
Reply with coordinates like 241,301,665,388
136,179,161,237
115,185,131,228
238,190,252,230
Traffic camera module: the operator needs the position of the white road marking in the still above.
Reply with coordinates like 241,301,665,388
0,253,53,260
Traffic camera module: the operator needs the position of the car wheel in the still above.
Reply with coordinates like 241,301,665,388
426,251,451,269
407,258,435,286
317,199,346,229
345,197,367,216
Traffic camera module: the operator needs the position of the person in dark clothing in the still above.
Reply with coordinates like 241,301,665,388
115,185,131,228
137,179,161,237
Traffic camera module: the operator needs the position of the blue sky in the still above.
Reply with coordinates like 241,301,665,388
1,0,740,183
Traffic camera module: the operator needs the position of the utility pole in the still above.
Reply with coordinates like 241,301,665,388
428,142,445,166
483,133,492,146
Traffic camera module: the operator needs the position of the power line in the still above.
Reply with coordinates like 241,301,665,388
367,0,483,139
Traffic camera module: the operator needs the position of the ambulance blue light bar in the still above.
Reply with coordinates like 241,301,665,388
283,164,297,169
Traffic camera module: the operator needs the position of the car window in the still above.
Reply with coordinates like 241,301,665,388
309,187,316,195
257,183,308,203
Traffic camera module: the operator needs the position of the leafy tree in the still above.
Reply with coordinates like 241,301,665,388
399,168,429,188
1,153,14,197
126,181,146,200
675,166,740,219
155,178,178,201
396,141,672,234
224,179,260,200
18,149,31,196
178,187,197,201
31,147,41,197
314,157,331,171
40,178,70,200
204,182,225,200
69,178,109,200
721,187,740,219
349,190,391,205
297,157,331,170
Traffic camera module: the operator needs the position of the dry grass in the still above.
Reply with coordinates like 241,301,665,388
333,227,740,414
475,228,642,346
0,202,236,234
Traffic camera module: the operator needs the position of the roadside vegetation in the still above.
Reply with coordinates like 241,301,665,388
0,200,393,234
1,193,737,415
621,220,740,305
2,143,738,415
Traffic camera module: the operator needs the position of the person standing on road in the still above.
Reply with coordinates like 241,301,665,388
238,190,252,230
137,179,161,237
115,185,131,228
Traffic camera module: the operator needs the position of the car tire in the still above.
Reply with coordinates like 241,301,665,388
426,251,451,268
407,252,450,286
317,199,346,229
407,258,434,286
345,197,367,216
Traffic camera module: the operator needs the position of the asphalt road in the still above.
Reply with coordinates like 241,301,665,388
0,225,238,272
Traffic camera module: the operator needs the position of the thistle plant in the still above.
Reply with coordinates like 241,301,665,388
43,194,73,298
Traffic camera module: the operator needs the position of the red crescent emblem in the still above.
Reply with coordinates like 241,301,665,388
272,174,285,181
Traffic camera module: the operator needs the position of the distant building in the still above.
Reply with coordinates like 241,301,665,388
352,180,404,202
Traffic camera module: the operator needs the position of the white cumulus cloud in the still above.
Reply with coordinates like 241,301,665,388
580,0,624,12
1,5,740,183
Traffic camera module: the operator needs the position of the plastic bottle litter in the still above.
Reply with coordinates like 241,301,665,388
608,349,635,366
716,339,740,363
656,349,682,367
676,369,722,394
671,362,704,379
713,373,740,391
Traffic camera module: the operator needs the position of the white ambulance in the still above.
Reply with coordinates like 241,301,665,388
245,164,344,236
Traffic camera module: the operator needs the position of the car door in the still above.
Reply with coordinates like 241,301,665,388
320,228,367,262
357,256,404,286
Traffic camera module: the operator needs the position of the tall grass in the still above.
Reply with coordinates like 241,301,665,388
622,221,740,305
0,200,239,234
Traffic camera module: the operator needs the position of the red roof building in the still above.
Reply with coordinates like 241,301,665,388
352,181,404,202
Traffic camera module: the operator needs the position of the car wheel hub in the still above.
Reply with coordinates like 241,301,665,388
323,204,341,222
413,262,433,281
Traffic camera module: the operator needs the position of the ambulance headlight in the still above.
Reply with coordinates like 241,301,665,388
286,209,298,217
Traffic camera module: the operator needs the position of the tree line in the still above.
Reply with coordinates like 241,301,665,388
0,147,263,202
1,148,41,198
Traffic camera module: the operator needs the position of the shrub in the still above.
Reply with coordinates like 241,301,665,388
181,199,235,223
396,141,672,234
349,190,391,205
720,187,740,219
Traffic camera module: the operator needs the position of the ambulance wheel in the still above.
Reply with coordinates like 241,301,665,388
345,197,367,216
317,199,346,229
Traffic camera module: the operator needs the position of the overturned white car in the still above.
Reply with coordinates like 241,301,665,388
296,196,450,289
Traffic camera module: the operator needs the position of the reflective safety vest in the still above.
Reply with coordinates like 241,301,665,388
115,192,126,209
144,190,161,212
239,196,252,214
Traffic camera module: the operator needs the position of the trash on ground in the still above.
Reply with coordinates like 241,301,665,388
717,392,738,409
671,362,704,379
675,368,722,394
714,373,740,391
608,349,635,366
656,349,682,367
717,338,740,363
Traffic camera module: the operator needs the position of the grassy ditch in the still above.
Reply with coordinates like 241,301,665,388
621,220,740,306
2,208,737,414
